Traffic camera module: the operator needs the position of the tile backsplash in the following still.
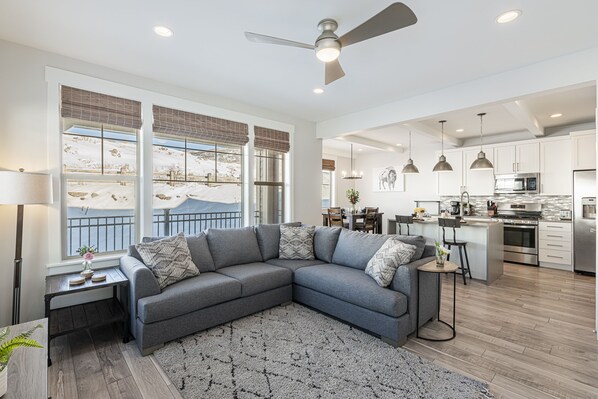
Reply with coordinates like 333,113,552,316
440,194,572,221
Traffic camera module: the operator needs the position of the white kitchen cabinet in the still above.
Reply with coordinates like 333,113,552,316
540,138,572,195
436,151,463,196
463,148,495,196
571,130,596,170
493,143,540,174
538,222,572,271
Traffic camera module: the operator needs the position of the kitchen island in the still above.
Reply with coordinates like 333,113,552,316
388,216,504,285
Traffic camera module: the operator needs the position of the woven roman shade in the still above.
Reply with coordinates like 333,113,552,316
153,105,249,146
322,159,336,171
61,86,142,129
254,126,290,153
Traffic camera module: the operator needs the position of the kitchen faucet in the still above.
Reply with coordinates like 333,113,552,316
460,191,470,217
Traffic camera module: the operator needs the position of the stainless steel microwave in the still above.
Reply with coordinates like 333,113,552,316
495,173,539,194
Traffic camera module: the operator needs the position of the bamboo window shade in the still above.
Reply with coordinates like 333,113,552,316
322,159,336,171
60,86,142,129
152,105,249,146
254,126,290,153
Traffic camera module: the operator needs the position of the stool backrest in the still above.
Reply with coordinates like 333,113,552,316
438,217,461,243
363,207,379,230
328,208,344,227
395,215,414,236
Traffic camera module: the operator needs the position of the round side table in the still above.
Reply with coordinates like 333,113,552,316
416,260,459,341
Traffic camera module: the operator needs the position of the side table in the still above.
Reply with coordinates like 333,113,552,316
44,266,129,366
416,260,458,341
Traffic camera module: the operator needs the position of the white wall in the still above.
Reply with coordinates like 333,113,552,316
0,39,321,326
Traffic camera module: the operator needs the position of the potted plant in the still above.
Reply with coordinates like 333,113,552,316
77,245,97,279
346,188,360,212
434,241,451,267
0,323,44,396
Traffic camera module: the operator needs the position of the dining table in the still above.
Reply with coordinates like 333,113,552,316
322,211,384,234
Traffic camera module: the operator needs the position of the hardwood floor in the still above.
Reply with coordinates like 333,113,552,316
48,263,597,399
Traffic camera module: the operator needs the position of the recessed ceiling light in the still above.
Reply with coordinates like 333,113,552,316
456,129,465,133
496,9,522,24
153,26,174,37
313,88,324,94
396,143,402,146
357,148,363,152
550,113,563,118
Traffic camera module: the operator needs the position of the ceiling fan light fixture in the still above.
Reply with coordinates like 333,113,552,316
315,39,341,62
496,9,521,24
153,26,174,37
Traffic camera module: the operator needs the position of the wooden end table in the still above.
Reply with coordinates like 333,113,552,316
44,266,129,366
416,260,458,341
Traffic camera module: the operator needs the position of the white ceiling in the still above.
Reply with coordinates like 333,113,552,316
1,1,598,122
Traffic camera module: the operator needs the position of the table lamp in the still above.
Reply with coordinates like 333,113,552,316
0,169,53,324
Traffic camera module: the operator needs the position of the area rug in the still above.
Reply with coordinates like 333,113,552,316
154,303,491,398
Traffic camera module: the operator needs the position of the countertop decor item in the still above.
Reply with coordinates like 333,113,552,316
0,323,43,396
0,169,53,325
432,120,453,172
68,277,85,286
92,274,107,282
434,240,451,267
77,245,96,279
470,112,494,170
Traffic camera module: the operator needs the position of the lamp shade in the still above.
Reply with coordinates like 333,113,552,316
433,155,453,172
470,151,494,170
401,159,420,174
0,171,53,205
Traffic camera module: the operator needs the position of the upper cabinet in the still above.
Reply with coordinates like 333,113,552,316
540,138,572,195
571,130,596,170
436,151,463,196
493,143,540,174
463,148,495,196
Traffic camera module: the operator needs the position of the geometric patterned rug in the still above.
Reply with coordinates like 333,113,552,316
153,303,492,398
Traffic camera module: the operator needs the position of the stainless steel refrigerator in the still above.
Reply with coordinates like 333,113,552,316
573,170,596,274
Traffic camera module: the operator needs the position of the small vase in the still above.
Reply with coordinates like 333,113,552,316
0,367,7,397
436,254,446,267
81,260,94,279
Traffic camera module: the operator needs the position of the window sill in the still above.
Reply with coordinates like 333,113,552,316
47,253,124,274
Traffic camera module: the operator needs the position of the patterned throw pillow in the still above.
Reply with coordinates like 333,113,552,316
279,225,316,260
135,233,200,290
365,237,417,287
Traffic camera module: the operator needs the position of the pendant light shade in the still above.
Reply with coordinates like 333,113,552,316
433,120,453,172
401,131,419,174
470,112,494,170
341,144,363,180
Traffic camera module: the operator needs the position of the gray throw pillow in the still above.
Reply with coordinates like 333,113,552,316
279,225,315,260
365,237,416,287
255,222,302,261
135,233,199,290
141,233,216,272
393,235,426,261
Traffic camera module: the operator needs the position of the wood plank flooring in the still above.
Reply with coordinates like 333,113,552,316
48,263,597,399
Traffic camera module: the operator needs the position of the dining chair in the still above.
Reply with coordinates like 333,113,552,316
395,215,414,236
327,208,346,228
356,207,379,233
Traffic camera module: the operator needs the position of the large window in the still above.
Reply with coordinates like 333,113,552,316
254,148,285,224
152,134,243,236
62,118,138,257
322,170,333,209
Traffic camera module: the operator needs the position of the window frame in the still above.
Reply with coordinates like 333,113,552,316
321,169,335,211
253,148,286,225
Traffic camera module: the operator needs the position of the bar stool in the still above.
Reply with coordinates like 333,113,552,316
438,218,472,285
395,215,414,236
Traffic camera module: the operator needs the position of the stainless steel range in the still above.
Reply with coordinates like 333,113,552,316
493,202,542,266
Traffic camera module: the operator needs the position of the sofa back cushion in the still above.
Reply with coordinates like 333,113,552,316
331,229,390,270
138,233,216,273
255,222,301,261
314,226,342,263
393,235,426,261
279,225,316,260
206,227,263,269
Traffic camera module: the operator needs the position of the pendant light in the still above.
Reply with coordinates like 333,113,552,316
341,144,363,179
470,112,494,170
432,120,453,172
401,131,419,174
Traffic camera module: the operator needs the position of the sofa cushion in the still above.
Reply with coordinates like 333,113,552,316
217,262,292,297
393,235,426,261
279,225,315,260
255,222,302,261
137,272,242,324
365,238,417,287
138,233,216,273
294,264,408,318
265,258,325,272
331,230,390,270
206,227,263,269
135,233,199,290
314,226,342,263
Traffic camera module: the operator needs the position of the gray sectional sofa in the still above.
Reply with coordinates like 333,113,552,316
120,224,439,355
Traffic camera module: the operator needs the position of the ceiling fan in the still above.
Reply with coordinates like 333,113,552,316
245,3,417,85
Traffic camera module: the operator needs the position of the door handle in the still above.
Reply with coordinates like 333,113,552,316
547,255,564,259
546,244,563,247
512,163,515,172
546,234,563,238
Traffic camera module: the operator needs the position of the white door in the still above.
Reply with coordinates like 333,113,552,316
516,143,540,173
464,148,495,195
540,139,572,195
572,132,596,170
437,151,463,196
494,145,516,174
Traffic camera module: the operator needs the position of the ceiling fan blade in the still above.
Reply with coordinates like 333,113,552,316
325,59,345,85
339,2,417,47
245,32,315,50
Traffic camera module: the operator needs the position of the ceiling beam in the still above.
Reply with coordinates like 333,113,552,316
503,100,545,137
336,135,405,153
402,122,463,147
